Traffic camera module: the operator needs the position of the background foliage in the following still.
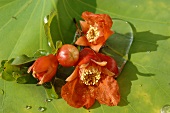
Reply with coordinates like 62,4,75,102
0,0,170,113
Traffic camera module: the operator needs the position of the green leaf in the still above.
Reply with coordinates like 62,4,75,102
1,71,15,81
0,0,170,113
11,54,36,66
55,40,62,52
44,11,57,52
43,82,59,99
33,49,49,58
16,74,37,84
11,49,49,66
3,59,20,74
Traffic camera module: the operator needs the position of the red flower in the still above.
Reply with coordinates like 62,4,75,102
61,48,120,109
75,11,114,52
27,54,58,84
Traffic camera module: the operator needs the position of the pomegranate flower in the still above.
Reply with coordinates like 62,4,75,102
75,11,114,52
61,48,120,109
27,54,58,84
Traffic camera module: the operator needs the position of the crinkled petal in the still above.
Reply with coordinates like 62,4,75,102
97,52,119,76
61,78,95,109
91,59,107,66
81,11,113,28
78,48,99,65
95,75,120,106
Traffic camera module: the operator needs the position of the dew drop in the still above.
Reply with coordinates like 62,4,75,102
147,51,151,53
45,98,52,102
26,105,32,109
161,105,170,113
48,42,51,47
38,106,46,112
44,16,48,24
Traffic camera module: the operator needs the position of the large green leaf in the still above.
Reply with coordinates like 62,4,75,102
0,0,170,113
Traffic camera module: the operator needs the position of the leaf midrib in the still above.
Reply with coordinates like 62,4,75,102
76,0,170,25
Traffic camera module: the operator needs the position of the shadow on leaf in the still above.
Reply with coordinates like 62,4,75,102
117,30,170,106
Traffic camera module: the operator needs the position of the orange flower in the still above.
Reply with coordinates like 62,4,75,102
61,48,120,109
27,54,58,84
75,11,114,52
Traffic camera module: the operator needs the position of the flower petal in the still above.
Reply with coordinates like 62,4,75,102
90,42,103,52
27,64,34,73
103,28,114,40
97,52,119,76
95,75,120,106
75,36,90,46
91,59,107,66
102,68,115,76
38,64,57,84
78,48,99,65
66,66,79,81
28,54,58,84
33,55,54,73
61,78,95,109
80,20,89,33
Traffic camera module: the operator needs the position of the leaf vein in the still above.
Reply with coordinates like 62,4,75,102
51,0,65,43
133,62,170,99
39,0,46,49
121,97,138,113
8,0,38,59
0,0,18,9
65,0,81,18
77,0,170,25
0,0,33,32
62,0,72,20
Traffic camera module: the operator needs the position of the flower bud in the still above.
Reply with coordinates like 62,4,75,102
28,54,58,84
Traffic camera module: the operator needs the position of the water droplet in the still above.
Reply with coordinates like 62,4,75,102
161,105,170,113
44,16,48,24
45,98,52,102
26,105,32,109
140,84,143,87
147,51,151,53
48,42,51,47
38,106,46,112
135,5,138,7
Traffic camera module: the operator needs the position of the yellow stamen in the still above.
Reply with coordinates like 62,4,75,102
80,66,101,85
86,25,100,44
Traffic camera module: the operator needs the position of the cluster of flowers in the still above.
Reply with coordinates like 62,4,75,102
28,11,120,109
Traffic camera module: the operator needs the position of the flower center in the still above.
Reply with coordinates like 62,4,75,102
80,66,101,85
86,25,100,44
